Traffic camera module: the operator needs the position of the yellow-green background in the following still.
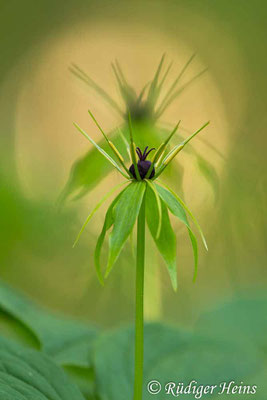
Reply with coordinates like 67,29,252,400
0,0,266,336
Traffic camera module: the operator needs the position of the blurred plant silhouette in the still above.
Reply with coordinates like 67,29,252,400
59,55,219,204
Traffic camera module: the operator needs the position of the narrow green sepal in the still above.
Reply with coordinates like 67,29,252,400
73,123,129,178
88,111,132,177
154,121,210,179
145,121,180,180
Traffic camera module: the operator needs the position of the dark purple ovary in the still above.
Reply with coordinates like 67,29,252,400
129,146,155,180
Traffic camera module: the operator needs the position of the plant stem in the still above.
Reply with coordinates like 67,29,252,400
133,196,146,400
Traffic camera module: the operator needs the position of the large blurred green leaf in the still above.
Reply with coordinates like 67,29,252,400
63,366,97,400
146,185,177,290
195,295,267,351
237,367,267,400
93,323,263,400
194,296,267,399
0,280,98,368
106,181,146,276
0,310,38,349
0,336,85,400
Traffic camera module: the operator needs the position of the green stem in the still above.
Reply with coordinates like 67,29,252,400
133,195,146,400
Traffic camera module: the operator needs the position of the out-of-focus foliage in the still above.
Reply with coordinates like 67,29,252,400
0,0,267,397
0,336,86,400
94,323,264,400
0,282,98,398
1,281,266,400
0,280,98,368
195,295,267,351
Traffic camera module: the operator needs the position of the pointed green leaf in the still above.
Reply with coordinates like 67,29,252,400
106,182,146,277
157,181,208,251
188,229,198,282
0,281,98,368
73,181,127,247
73,123,129,178
0,336,85,400
146,185,177,290
145,180,162,239
94,188,128,284
155,183,198,280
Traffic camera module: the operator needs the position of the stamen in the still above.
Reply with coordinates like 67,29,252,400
136,147,142,159
135,146,156,161
142,146,149,160
143,148,155,160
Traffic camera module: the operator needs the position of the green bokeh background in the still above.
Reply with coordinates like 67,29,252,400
0,0,266,367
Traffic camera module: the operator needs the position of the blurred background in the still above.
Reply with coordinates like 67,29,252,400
0,0,266,332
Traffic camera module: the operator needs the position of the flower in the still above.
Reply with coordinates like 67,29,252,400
73,110,209,290
129,146,155,180
60,55,219,206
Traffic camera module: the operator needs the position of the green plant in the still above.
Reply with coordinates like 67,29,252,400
59,55,220,204
72,110,209,400
1,280,266,400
